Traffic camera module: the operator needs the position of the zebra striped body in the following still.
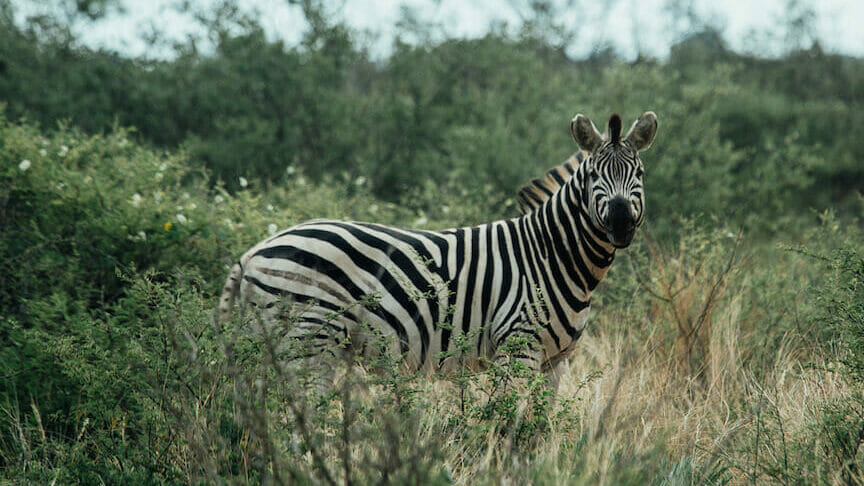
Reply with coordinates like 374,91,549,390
220,112,658,379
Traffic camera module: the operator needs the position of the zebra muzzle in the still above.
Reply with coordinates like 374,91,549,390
605,196,636,248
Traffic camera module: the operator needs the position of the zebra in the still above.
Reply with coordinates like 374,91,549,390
219,112,658,389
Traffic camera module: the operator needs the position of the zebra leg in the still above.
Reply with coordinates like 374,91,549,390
285,316,354,393
545,357,567,391
251,301,352,395
544,356,569,408
280,344,346,396
492,327,545,380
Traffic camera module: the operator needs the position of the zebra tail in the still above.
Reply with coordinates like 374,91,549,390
218,262,243,323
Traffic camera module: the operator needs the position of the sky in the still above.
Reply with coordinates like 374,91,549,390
16,0,864,60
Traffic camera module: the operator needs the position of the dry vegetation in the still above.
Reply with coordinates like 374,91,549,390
86,223,855,485
3,1,864,482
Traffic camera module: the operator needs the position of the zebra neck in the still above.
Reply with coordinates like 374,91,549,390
519,170,616,298
573,164,618,264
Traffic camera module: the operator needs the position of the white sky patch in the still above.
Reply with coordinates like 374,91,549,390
249,0,308,45
14,0,864,60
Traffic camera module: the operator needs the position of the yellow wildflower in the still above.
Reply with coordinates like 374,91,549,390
163,221,172,231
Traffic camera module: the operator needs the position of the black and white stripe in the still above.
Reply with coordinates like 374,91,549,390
219,112,658,381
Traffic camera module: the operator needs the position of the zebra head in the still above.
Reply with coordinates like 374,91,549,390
570,112,658,249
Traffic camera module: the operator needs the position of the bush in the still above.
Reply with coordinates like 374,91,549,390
0,113,430,482
822,248,864,383
4,5,864,232
2,5,864,477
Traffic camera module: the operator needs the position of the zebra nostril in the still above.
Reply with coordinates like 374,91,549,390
607,197,635,235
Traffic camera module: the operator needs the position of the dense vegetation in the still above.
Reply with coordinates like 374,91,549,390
1,1,863,483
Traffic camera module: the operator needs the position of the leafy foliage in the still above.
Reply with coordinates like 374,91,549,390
1,2,863,483
2,7,863,233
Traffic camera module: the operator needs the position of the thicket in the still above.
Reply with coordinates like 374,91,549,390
2,2,863,236
1,0,863,483
2,117,862,483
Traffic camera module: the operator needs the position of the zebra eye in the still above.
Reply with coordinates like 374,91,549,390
635,168,644,178
590,166,599,179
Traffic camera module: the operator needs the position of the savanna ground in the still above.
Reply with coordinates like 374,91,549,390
1,1,864,484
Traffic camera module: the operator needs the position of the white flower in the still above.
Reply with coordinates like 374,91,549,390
39,149,47,157
214,195,224,204
441,205,450,214
239,177,248,188
369,203,379,213
297,176,306,186
268,223,278,235
131,193,142,207
18,159,31,171
176,213,187,224
223,218,234,229
188,202,197,210
158,162,167,172
182,192,190,200
58,145,69,157
154,172,164,181
354,176,367,186
413,215,428,227
286,166,296,175
154,191,163,202
118,138,129,147
137,231,146,241
266,204,274,211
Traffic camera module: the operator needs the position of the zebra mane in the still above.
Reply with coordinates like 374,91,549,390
516,151,585,214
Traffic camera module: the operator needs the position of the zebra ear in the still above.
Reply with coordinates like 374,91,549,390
624,111,658,152
571,114,603,152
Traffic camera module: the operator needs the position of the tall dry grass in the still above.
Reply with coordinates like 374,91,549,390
402,228,860,485
10,227,856,485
